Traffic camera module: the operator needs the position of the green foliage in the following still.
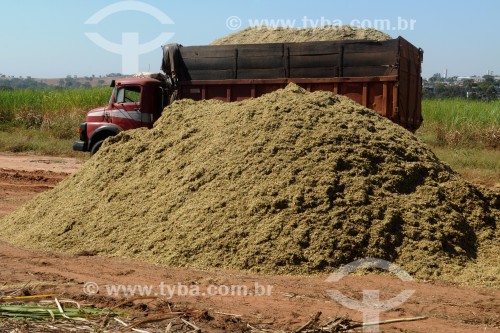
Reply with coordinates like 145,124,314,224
0,86,111,127
0,127,80,156
0,77,49,89
0,87,112,154
429,82,466,98
0,75,116,90
422,98,499,127
417,98,499,148
424,73,499,100
415,98,499,188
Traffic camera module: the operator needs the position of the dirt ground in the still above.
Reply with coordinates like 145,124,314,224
0,154,82,217
0,154,498,332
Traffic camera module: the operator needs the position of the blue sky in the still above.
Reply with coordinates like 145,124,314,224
0,0,498,79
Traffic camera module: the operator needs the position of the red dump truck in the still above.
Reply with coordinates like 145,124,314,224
73,36,423,154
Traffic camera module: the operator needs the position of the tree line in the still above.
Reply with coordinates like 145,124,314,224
0,74,123,90
424,74,499,100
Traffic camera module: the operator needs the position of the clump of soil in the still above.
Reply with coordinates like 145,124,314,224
0,84,498,283
211,26,392,45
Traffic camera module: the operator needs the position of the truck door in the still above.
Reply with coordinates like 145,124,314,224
112,85,147,129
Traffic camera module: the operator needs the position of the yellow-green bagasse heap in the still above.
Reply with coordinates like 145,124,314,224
1,84,498,286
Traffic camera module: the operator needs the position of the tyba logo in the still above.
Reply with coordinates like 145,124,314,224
85,1,175,74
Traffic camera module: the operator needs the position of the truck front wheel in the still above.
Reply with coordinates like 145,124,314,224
90,140,104,156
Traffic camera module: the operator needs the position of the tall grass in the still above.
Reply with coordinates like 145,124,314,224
418,99,499,148
0,87,112,139
0,128,77,156
417,99,499,188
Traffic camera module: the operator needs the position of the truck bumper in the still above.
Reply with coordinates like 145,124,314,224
72,141,88,152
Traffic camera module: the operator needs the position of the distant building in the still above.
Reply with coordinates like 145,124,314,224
456,76,486,83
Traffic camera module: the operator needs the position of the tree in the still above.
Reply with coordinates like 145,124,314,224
433,82,465,98
428,73,443,83
445,76,457,83
483,75,495,85
462,79,475,91
477,81,497,100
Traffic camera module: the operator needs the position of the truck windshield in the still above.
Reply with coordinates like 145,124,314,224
115,86,141,104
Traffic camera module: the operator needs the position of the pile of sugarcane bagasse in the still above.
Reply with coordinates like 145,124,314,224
1,27,498,287
210,25,392,44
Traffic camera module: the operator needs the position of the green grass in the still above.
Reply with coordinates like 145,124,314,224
0,87,111,120
0,87,111,155
0,86,111,137
418,98,499,148
0,128,79,156
429,146,499,188
416,98,500,188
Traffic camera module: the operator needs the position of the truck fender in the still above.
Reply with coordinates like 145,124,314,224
89,125,122,150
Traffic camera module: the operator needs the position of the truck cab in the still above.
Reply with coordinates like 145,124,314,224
73,75,168,155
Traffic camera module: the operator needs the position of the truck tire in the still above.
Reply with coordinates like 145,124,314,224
90,140,104,156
